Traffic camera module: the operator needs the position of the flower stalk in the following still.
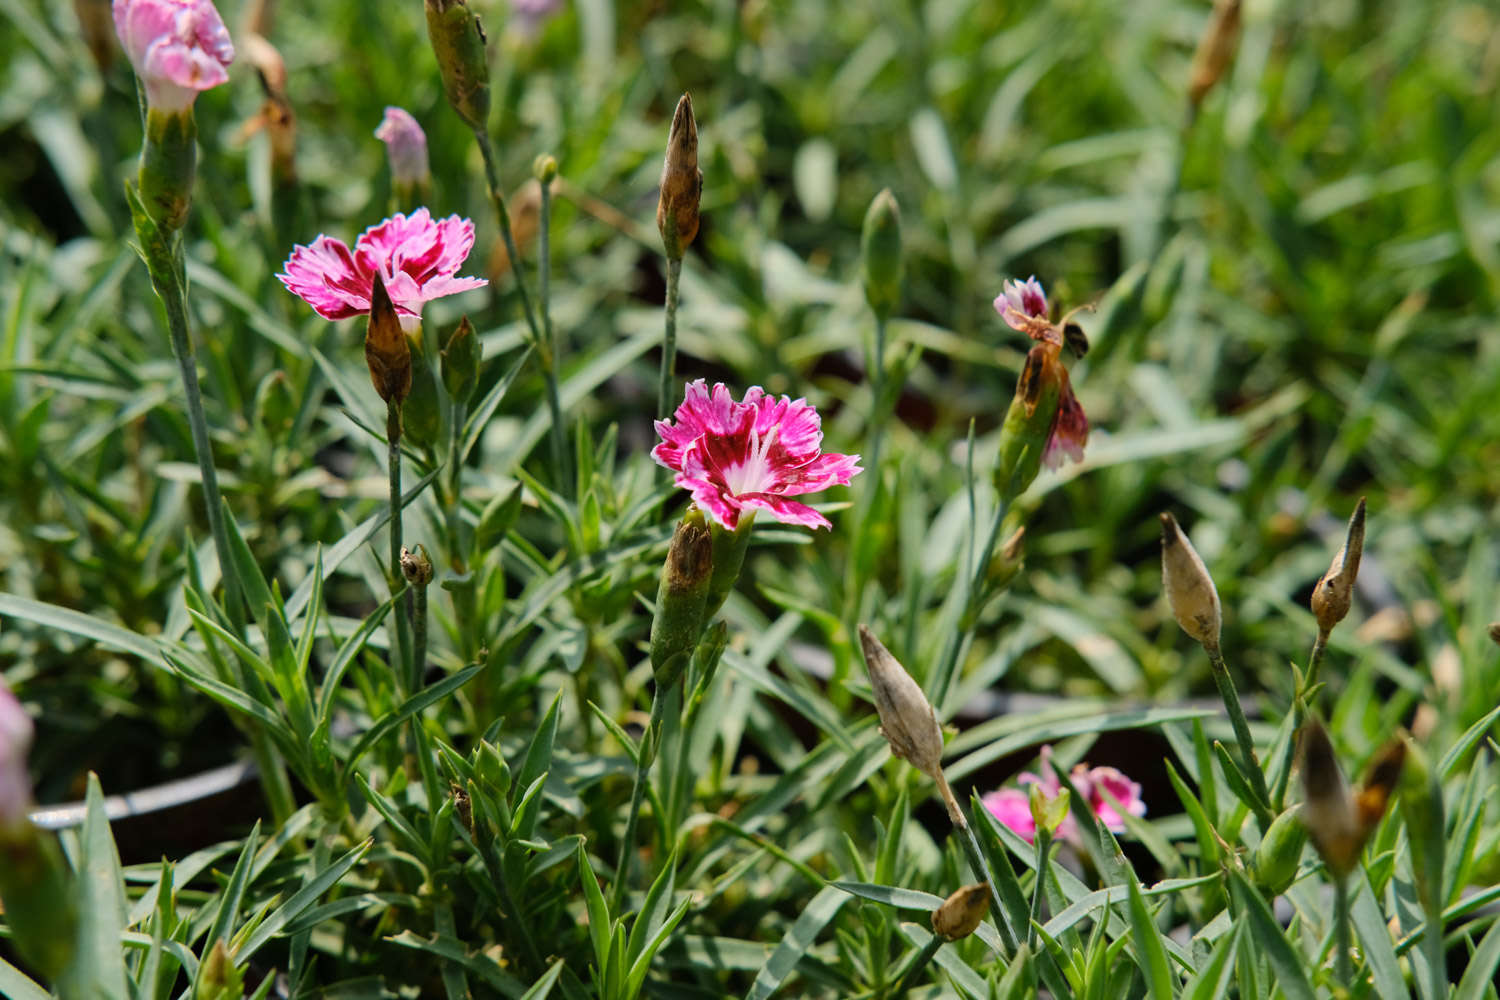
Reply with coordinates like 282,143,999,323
656,94,701,419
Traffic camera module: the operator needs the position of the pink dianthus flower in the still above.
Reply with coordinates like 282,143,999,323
278,209,488,332
112,0,235,113
982,745,1145,845
653,380,862,531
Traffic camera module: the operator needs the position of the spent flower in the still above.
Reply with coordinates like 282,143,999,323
113,0,235,113
279,209,488,332
653,380,861,531
375,106,431,200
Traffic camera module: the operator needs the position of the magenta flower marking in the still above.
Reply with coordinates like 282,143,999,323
374,107,430,189
994,275,1049,334
278,209,488,331
1043,384,1089,471
982,745,1145,845
653,380,862,531
0,684,35,827
113,0,235,113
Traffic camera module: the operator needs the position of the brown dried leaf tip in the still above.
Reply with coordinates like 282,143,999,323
1298,715,1404,879
1311,497,1366,636
857,625,964,827
365,272,412,405
931,882,990,941
656,93,702,260
1160,513,1222,652
1188,0,1242,109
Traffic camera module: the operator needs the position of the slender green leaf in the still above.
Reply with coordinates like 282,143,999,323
343,666,482,772
1228,868,1316,1000
744,884,847,1000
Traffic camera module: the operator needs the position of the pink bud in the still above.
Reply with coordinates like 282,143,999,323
112,0,235,113
374,107,431,192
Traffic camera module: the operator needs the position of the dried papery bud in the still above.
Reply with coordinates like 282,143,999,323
858,625,963,826
860,188,903,319
930,882,990,941
1187,0,1241,109
400,544,434,587
487,179,542,278
656,93,702,260
649,507,714,690
365,271,412,405
425,0,491,133
1298,716,1359,877
1310,497,1365,635
76,0,116,73
1160,512,1222,652
1354,738,1405,833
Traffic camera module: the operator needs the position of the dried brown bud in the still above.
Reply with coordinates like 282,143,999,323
75,0,115,74
1489,622,1500,646
365,271,412,404
400,544,434,587
656,93,702,260
857,625,963,826
930,882,990,941
1311,497,1365,635
240,34,296,184
1188,0,1242,109
1298,716,1403,879
1160,513,1222,652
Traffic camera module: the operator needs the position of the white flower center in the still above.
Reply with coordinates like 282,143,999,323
721,424,777,496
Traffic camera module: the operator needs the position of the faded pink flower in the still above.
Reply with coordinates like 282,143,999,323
278,209,488,332
983,745,1144,845
112,0,235,113
653,380,862,531
993,275,1089,471
374,107,430,191
0,684,34,828
994,275,1048,333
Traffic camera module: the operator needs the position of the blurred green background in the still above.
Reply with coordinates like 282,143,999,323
2,0,1498,805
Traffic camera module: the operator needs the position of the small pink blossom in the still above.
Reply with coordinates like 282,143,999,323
653,380,862,531
0,684,34,827
278,209,488,332
983,745,1145,845
1042,383,1089,471
374,107,430,190
112,0,235,113
994,276,1049,334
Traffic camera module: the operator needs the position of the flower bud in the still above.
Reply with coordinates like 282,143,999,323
930,882,990,941
858,625,963,825
1397,735,1444,910
657,93,702,261
533,153,558,185
375,106,430,205
1029,781,1071,839
1298,717,1402,879
1310,497,1365,636
860,188,903,319
1253,806,1307,895
994,345,1065,501
1159,512,1222,652
425,0,491,133
441,316,481,404
1187,0,1242,110
649,507,714,690
138,108,198,233
196,939,245,1000
113,0,234,114
402,348,442,448
365,271,412,405
400,544,434,587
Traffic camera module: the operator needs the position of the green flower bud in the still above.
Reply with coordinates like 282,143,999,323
860,188,903,319
1398,734,1444,910
402,348,442,448
139,108,197,233
994,345,1064,502
425,0,491,133
440,317,481,404
196,939,245,1000
703,514,754,619
1253,807,1307,895
649,507,714,690
400,544,434,587
1029,782,1071,839
533,153,558,184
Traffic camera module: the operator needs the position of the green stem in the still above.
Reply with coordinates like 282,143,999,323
387,401,413,689
927,495,1009,711
473,128,541,344
658,255,683,421
1421,894,1444,1000
1206,644,1273,822
1273,629,1330,811
1333,876,1352,990
890,935,944,1000
536,174,569,494
612,691,669,912
410,567,428,694
866,312,889,479
1027,830,1049,950
953,815,1017,953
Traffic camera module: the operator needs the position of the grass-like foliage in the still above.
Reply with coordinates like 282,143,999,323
2,0,1499,997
